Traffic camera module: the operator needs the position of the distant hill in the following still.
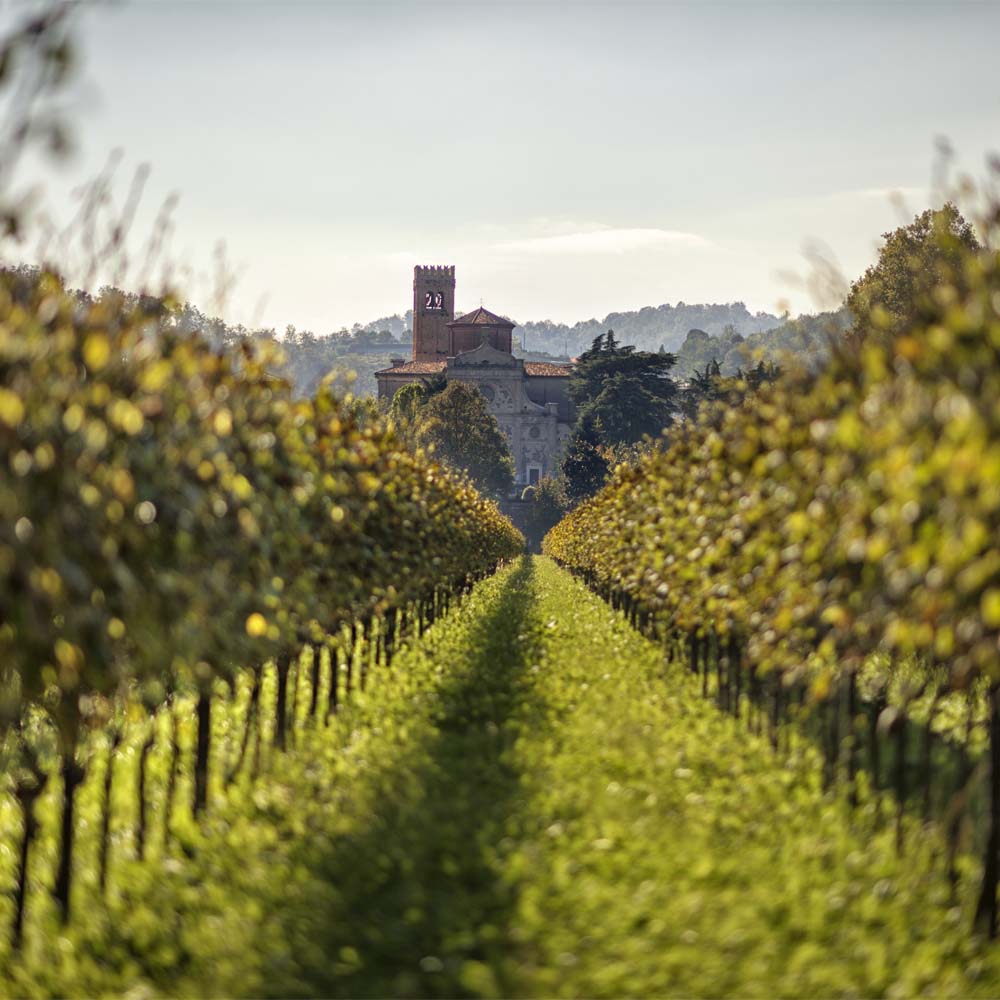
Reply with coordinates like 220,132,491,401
284,300,821,396
514,302,785,357
358,301,785,357
672,309,851,379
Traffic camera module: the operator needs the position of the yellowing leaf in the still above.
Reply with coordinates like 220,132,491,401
109,398,144,435
245,613,268,637
83,332,112,371
0,388,24,427
232,475,253,501
62,403,84,433
213,409,233,436
140,360,173,392
982,589,1000,628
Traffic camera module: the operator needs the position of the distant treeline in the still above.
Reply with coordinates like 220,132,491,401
516,301,784,356
285,301,838,395
280,303,849,394
0,264,845,397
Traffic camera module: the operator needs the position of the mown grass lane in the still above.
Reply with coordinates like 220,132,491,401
7,557,1000,997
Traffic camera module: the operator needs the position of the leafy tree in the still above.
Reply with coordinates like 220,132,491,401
846,202,981,342
739,359,782,393
586,372,674,444
388,374,449,440
675,326,745,378
569,330,678,446
561,413,611,504
679,359,782,422
679,359,724,421
421,373,448,398
415,382,515,498
340,394,381,426
523,475,569,537
389,382,426,425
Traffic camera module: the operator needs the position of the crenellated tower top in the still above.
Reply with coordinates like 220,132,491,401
414,264,455,277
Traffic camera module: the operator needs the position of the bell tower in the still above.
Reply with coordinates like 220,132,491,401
412,265,455,362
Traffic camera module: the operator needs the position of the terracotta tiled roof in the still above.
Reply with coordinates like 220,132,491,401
524,362,573,377
448,306,516,327
376,358,570,377
374,360,446,376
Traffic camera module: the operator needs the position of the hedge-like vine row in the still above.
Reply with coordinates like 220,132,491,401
544,204,1000,935
0,268,523,946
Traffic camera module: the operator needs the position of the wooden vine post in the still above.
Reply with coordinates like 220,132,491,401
193,686,212,815
53,705,83,923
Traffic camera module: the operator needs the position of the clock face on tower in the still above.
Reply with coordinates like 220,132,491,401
424,291,444,311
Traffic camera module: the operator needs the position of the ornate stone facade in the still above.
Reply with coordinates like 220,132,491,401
376,265,575,490
446,343,570,485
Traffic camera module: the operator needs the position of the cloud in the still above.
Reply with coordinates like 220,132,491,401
493,227,712,256
854,185,927,201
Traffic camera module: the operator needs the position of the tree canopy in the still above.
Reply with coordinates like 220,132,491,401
414,382,515,499
388,375,447,428
560,412,611,505
846,202,981,341
568,330,678,446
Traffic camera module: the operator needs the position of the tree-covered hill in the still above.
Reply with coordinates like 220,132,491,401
517,301,784,357
267,301,792,395
673,308,851,379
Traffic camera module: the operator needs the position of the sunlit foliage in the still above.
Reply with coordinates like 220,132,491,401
545,193,1000,933
0,265,522,940
846,202,981,344
405,381,516,500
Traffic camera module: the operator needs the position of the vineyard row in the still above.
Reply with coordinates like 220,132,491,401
544,214,1000,936
0,268,523,952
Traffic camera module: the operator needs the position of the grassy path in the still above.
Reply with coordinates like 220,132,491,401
8,556,1000,996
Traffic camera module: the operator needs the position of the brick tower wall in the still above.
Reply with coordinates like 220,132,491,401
412,265,456,361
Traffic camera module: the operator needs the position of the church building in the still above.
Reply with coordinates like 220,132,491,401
376,265,575,488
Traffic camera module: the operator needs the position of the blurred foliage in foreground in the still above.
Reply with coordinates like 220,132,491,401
545,190,1000,936
0,268,406,400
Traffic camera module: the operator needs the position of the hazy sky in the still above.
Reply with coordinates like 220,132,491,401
6,0,1000,331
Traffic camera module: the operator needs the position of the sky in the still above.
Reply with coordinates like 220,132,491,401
4,0,1000,332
